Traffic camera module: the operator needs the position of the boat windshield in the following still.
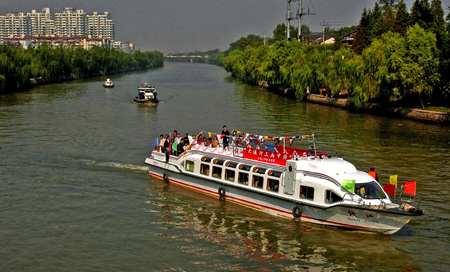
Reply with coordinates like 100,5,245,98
355,181,387,199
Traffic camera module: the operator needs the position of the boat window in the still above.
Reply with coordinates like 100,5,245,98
252,167,267,175
355,181,387,199
300,185,314,200
238,172,249,185
225,169,235,181
225,161,237,168
201,156,213,163
268,170,282,178
267,178,279,192
252,175,264,189
200,164,210,176
238,164,252,171
185,160,194,172
213,159,224,165
212,166,222,178
325,190,342,203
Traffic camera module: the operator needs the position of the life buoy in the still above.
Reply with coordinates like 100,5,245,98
292,206,302,219
163,173,169,182
218,187,226,200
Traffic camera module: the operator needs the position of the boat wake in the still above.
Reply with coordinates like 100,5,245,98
80,159,147,172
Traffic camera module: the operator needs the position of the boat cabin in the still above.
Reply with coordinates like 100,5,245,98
175,149,387,208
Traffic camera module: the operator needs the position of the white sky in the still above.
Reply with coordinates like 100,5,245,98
1,0,448,53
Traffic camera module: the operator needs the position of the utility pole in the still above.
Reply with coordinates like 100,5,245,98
286,0,315,42
286,1,292,41
320,20,328,44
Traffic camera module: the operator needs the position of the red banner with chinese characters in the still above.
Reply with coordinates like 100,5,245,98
243,147,291,166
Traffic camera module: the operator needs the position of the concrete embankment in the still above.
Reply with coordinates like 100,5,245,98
307,94,450,125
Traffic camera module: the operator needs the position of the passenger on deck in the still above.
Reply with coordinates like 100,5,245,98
212,137,219,147
182,133,189,145
175,133,181,154
158,134,166,152
171,130,177,143
197,135,203,145
164,134,171,154
237,135,245,147
222,125,230,149
205,138,212,146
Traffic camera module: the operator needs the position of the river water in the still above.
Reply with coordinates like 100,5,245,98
1,62,449,271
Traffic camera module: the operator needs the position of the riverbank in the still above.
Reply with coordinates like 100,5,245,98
17,66,160,93
307,94,450,125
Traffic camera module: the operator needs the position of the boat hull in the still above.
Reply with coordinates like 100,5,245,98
146,158,416,235
134,98,159,103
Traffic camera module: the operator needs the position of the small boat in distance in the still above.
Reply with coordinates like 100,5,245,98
134,82,159,103
145,130,424,235
103,78,114,88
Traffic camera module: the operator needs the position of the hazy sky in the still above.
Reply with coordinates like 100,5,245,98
1,0,447,53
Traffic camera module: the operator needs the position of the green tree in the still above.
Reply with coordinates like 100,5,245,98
394,0,410,36
430,0,446,32
271,24,288,42
409,0,433,29
354,8,373,54
384,6,397,33
400,24,440,107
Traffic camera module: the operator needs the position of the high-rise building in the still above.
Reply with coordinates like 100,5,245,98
87,12,114,40
28,8,54,37
0,7,121,50
0,12,29,38
54,8,86,37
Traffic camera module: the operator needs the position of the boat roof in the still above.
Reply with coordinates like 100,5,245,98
296,157,375,185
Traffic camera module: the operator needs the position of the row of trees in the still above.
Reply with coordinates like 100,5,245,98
0,45,164,94
220,0,450,108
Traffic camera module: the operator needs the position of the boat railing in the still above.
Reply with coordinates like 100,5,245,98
390,196,422,210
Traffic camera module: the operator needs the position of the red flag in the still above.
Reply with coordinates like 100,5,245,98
383,184,396,196
404,181,416,195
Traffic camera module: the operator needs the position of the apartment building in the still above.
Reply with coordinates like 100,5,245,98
0,7,114,40
28,8,54,36
87,12,114,40
0,12,29,38
54,8,86,37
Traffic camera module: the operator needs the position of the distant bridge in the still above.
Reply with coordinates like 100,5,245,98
164,55,205,63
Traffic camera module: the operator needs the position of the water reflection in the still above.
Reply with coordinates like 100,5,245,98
146,177,417,271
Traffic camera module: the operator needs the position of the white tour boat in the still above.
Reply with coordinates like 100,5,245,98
103,78,114,87
144,130,423,235
134,82,159,103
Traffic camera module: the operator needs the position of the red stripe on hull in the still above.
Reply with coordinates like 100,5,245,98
149,172,370,230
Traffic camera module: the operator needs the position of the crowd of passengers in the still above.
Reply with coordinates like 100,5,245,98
157,131,228,156
157,126,232,156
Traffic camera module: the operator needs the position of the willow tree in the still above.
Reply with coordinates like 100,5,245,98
400,24,440,107
244,45,268,84
325,47,359,97
260,40,295,85
223,49,245,79
278,43,309,99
